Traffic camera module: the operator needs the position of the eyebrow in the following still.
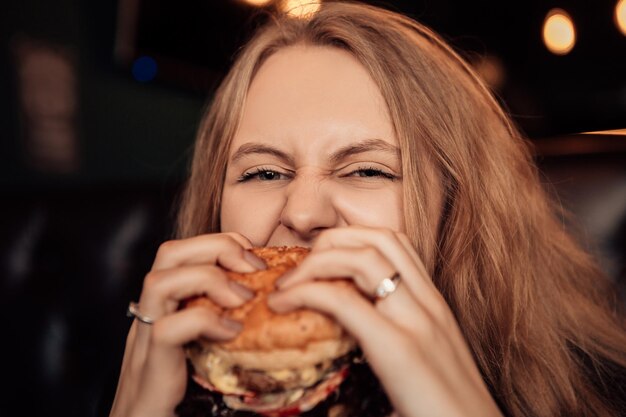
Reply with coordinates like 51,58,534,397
230,143,295,165
230,138,400,165
329,138,400,164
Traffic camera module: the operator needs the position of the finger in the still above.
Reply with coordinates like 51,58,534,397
277,247,394,295
132,265,254,358
269,281,401,349
132,307,242,415
222,232,254,250
152,305,243,345
139,264,255,318
152,234,265,273
276,260,427,342
314,226,433,287
312,226,445,318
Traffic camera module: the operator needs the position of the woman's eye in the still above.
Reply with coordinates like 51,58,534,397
237,166,396,182
237,168,285,182
348,167,397,180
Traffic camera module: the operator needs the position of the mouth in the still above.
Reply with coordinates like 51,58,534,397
262,240,314,249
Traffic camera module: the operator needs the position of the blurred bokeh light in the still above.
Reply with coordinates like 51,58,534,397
131,56,158,83
616,0,626,35
282,0,322,18
241,0,273,6
542,9,576,55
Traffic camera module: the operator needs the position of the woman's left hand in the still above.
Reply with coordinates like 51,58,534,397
267,226,503,417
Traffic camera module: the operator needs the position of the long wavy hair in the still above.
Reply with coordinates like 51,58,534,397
176,2,626,416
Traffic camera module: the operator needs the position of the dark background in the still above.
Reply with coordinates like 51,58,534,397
1,1,625,416
1,0,626,185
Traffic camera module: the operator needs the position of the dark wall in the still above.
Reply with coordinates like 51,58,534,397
1,0,204,187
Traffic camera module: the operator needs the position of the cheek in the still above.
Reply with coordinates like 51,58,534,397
220,188,284,243
334,186,405,232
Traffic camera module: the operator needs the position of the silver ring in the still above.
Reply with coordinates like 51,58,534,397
127,301,155,325
374,272,401,300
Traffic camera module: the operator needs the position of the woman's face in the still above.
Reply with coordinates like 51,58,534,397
221,45,404,247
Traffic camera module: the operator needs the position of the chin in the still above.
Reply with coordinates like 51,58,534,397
183,246,357,416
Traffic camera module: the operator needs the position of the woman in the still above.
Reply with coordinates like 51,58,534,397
109,2,626,417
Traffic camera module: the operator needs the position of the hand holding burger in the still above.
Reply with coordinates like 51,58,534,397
183,247,357,416
109,233,268,417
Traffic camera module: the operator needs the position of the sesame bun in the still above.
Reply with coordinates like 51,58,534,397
187,246,349,353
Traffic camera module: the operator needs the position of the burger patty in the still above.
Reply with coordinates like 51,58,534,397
233,351,356,393
234,367,286,393
176,349,393,417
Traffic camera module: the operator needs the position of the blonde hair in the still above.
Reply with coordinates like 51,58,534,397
177,2,626,416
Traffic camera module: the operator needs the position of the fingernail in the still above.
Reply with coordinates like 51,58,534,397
266,293,280,310
228,280,255,301
266,292,291,313
275,270,293,289
243,251,267,270
266,292,276,305
220,316,243,332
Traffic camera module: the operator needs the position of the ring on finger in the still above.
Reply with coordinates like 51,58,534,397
127,301,155,325
373,272,401,301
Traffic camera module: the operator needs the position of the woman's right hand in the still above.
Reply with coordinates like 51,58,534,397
109,233,266,417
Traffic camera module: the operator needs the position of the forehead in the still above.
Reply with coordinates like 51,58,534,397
230,45,397,156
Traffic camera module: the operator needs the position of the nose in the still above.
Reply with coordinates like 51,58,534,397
279,174,339,242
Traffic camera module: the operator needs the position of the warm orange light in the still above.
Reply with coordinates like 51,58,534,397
241,0,273,6
616,0,626,35
542,9,576,55
281,0,321,18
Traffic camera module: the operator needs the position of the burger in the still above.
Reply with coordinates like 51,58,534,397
184,246,357,416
